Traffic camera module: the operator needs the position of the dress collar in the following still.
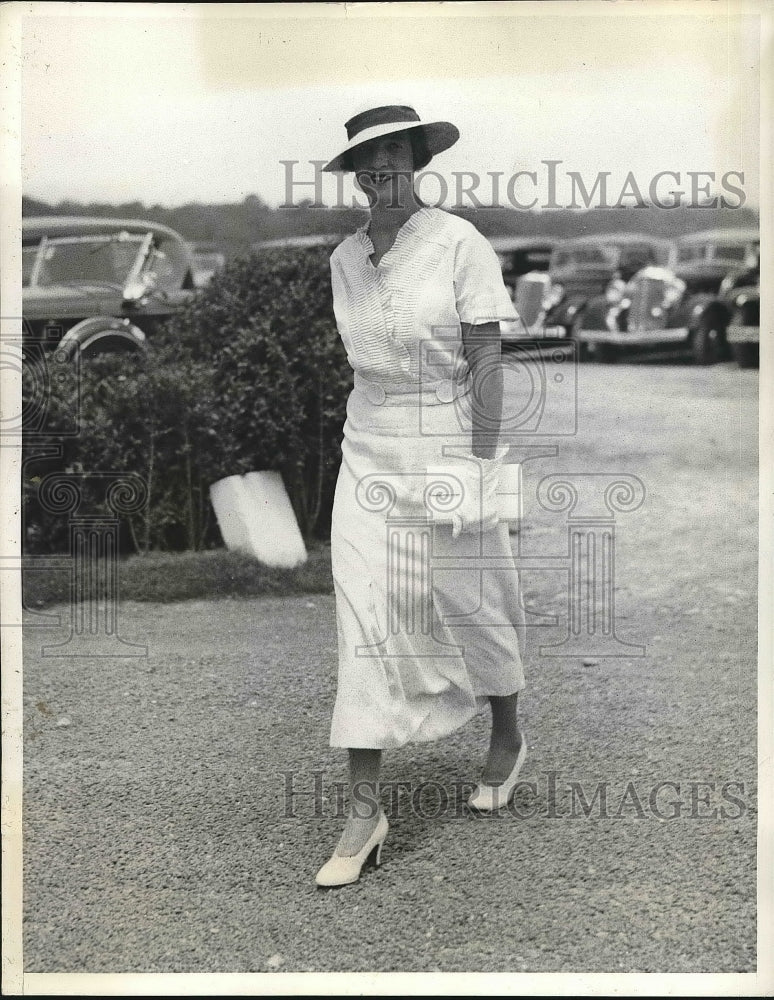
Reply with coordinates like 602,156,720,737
355,206,434,268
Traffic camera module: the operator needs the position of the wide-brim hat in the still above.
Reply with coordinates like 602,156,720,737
322,104,460,173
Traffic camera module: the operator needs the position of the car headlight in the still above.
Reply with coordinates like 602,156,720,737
542,283,564,310
605,279,626,304
662,281,685,308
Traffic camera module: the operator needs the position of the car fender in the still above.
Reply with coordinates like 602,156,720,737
548,293,588,330
685,294,730,333
577,294,609,329
726,286,759,326
58,316,147,358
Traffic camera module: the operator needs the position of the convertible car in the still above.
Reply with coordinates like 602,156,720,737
23,216,197,357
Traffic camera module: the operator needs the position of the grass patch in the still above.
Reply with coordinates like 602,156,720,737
23,544,333,609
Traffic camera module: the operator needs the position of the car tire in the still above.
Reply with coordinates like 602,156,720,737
587,342,618,364
690,321,723,366
569,318,590,361
732,343,759,369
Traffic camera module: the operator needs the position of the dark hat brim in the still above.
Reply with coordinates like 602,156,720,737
322,120,460,173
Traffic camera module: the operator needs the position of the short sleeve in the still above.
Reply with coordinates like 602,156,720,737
453,226,519,325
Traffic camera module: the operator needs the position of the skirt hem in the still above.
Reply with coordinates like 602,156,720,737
328,681,525,750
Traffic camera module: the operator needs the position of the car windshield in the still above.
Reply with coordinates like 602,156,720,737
676,243,707,262
515,249,552,270
22,246,38,286
710,244,748,262
31,234,147,287
677,242,749,264
552,245,619,269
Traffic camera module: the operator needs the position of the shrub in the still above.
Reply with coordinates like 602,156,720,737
164,244,351,539
22,349,84,554
23,347,219,554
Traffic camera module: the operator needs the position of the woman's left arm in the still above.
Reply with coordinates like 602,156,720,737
461,321,503,460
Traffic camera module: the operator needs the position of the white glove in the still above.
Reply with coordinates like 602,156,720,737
426,447,509,539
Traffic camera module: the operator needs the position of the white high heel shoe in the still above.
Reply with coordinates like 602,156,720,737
315,811,389,888
467,734,527,812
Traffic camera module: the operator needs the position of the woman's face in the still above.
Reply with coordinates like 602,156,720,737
352,132,415,207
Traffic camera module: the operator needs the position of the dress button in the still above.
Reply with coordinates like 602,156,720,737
367,384,386,405
435,381,455,403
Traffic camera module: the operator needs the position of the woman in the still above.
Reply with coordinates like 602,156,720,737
316,104,527,887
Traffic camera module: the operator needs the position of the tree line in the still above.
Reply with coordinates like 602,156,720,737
22,194,759,257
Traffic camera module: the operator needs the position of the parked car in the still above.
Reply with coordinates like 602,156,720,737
723,260,760,368
188,243,226,288
490,236,555,285
671,227,759,281
489,236,560,339
23,216,197,357
576,227,760,364
541,233,673,341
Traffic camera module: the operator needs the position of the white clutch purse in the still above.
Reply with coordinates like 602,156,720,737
423,461,522,524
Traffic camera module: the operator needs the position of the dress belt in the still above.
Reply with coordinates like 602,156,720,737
353,371,471,406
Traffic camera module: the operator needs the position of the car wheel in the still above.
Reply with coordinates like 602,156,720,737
732,343,759,369
690,322,722,365
587,342,618,364
568,318,590,361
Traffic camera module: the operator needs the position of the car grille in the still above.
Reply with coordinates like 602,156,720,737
514,274,548,328
627,277,669,332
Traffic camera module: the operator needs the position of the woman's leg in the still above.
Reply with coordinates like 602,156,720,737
483,692,524,783
336,748,383,856
482,571,526,783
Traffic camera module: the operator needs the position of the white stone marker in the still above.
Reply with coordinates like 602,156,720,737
209,471,307,568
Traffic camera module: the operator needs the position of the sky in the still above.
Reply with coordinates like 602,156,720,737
19,1,762,210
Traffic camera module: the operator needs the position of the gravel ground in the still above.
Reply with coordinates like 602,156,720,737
21,361,758,974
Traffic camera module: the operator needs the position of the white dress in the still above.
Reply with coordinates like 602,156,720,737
329,206,525,749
